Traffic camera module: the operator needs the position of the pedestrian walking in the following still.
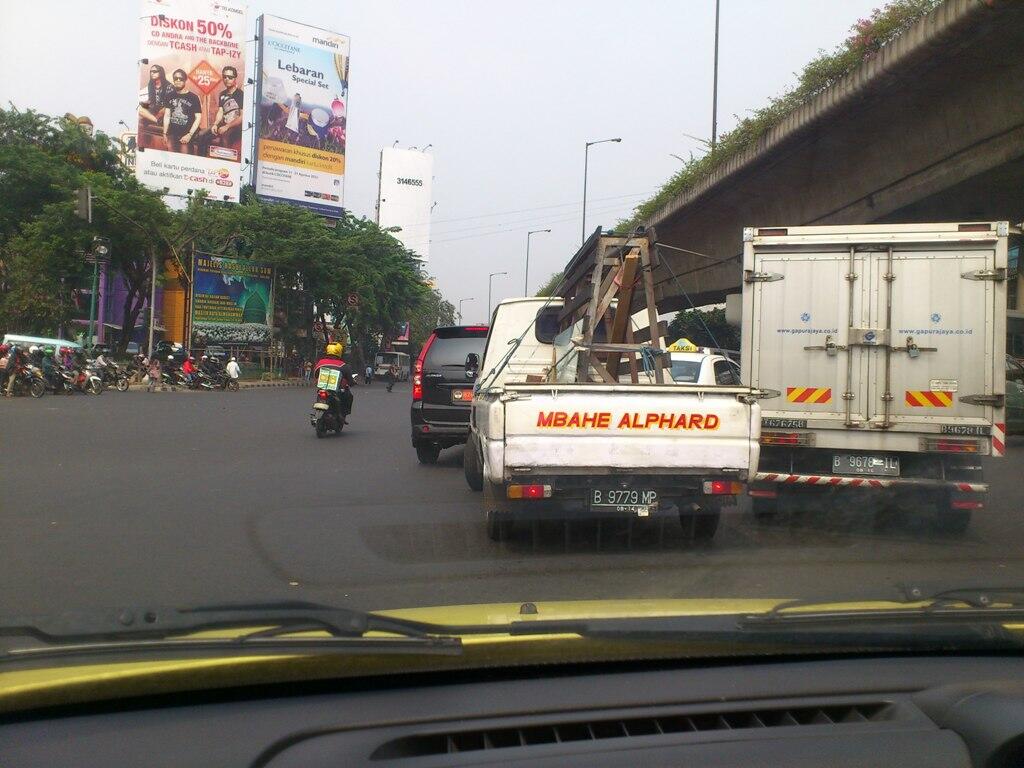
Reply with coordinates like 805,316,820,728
386,363,397,392
304,360,312,384
147,356,162,392
365,363,373,385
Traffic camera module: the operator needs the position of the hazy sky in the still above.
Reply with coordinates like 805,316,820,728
1,0,879,323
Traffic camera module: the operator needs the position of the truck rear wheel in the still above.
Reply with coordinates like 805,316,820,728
463,434,483,492
485,510,508,541
934,503,972,535
692,510,720,541
752,497,778,525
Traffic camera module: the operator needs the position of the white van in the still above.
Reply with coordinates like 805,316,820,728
2,335,82,355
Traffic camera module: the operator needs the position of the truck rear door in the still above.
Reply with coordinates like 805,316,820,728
873,241,996,429
747,244,869,425
746,224,1005,438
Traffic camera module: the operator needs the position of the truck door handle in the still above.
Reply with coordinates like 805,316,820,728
803,334,847,356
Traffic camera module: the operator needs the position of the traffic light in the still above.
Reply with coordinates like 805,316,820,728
74,187,91,222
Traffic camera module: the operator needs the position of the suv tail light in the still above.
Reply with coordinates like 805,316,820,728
413,334,437,402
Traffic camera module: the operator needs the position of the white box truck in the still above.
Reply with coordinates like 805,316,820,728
740,222,1013,533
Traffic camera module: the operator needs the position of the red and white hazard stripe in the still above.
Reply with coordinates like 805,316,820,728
992,422,1006,457
753,472,987,493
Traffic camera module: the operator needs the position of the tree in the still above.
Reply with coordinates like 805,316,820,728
666,307,740,351
408,287,456,357
535,272,562,297
0,106,429,358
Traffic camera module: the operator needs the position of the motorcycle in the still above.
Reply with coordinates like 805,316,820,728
81,365,105,394
310,387,346,437
96,361,130,392
9,364,46,398
162,367,185,389
207,368,239,392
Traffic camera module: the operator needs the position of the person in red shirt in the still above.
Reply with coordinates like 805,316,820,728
181,356,197,387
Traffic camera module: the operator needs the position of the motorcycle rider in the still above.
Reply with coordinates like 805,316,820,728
313,342,356,422
225,356,241,381
181,355,197,387
40,347,58,391
165,355,180,390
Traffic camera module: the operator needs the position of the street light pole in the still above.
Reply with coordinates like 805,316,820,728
711,0,720,153
87,237,110,348
458,297,474,324
525,229,551,295
487,271,507,320
582,137,621,244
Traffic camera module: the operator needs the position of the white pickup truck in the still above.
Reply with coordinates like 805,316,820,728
464,297,764,541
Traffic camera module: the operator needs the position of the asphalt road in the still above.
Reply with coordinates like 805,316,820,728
4,384,1024,616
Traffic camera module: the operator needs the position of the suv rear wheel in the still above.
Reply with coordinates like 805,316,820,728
416,443,440,464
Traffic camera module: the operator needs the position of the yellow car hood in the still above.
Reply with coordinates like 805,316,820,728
0,597,954,714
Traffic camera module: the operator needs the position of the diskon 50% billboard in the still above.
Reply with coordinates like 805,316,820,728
254,15,350,217
136,0,247,201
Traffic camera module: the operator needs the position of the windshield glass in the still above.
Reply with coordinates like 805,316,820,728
2,0,1023,702
670,361,701,383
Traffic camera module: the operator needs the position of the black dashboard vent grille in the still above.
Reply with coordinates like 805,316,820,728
371,702,892,758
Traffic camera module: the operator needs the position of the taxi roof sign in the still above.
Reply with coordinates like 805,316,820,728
667,338,699,352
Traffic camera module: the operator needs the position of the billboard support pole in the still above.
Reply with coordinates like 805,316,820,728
147,250,158,357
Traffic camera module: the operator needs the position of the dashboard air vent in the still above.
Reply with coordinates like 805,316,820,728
371,702,892,759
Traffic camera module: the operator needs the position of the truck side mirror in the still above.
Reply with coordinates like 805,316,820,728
465,353,480,378
725,294,742,328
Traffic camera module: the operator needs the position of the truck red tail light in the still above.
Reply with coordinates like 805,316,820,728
921,437,980,453
703,480,743,495
761,431,814,446
951,499,984,510
507,484,552,500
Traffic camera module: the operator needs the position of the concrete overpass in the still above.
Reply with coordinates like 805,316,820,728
624,0,1024,312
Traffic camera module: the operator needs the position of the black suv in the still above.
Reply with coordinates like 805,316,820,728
410,325,489,464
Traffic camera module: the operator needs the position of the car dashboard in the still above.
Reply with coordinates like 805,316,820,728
5,655,1024,766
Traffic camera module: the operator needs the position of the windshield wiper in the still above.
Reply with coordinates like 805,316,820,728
0,601,465,662
738,585,1024,628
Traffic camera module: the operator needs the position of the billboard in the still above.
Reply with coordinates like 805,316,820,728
376,148,433,262
254,15,350,217
136,0,247,201
191,254,275,344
